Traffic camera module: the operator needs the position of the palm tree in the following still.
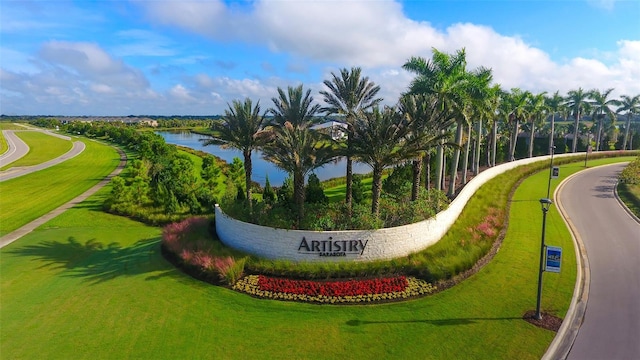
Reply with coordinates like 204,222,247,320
320,67,382,215
617,94,640,150
506,88,532,161
463,67,493,180
588,88,619,151
201,98,268,214
350,106,415,216
526,92,547,158
565,88,590,152
398,93,453,200
264,85,336,225
403,48,468,196
545,91,565,154
481,85,501,169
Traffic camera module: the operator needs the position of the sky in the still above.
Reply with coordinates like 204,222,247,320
1,0,639,116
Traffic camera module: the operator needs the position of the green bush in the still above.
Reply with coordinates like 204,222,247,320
619,156,640,184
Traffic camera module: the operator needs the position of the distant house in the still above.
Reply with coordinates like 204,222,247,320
329,121,347,141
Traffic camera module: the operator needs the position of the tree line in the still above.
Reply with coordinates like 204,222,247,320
203,47,640,227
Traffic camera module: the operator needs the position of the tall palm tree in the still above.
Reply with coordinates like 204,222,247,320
506,88,531,161
320,67,382,215
399,93,453,200
526,92,547,158
545,91,564,154
565,88,590,152
617,94,640,150
403,48,468,197
462,67,493,180
350,107,415,216
588,88,619,151
201,98,268,214
264,85,337,225
480,85,501,169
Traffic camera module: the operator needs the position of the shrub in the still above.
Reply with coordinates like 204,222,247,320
619,156,640,184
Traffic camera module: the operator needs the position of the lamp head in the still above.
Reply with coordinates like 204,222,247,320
539,198,553,211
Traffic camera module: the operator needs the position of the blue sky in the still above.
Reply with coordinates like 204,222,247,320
1,0,639,116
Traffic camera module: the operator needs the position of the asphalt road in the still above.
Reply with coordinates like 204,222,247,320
559,163,640,360
0,129,84,182
0,130,30,165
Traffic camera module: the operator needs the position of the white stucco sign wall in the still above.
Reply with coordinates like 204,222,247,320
215,153,585,262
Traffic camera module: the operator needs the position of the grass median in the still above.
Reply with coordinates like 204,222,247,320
0,131,73,170
0,155,634,359
0,139,119,236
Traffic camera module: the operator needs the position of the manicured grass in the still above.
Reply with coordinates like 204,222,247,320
0,155,633,359
618,182,640,218
0,139,119,236
0,131,73,170
0,131,7,155
324,175,377,203
0,122,26,130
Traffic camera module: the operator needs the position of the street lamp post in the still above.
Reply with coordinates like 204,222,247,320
536,198,553,320
546,146,556,199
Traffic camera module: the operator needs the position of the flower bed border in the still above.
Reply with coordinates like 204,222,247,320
232,274,436,305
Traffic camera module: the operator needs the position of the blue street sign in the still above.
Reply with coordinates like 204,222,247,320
545,246,562,273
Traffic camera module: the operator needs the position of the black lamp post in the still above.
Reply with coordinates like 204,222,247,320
546,146,556,199
536,198,553,320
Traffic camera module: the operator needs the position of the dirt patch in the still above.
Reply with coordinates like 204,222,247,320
522,310,563,332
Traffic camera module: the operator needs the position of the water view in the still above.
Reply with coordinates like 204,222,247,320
158,131,372,186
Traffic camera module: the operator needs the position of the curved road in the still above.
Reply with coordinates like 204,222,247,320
0,130,30,165
0,129,85,182
558,163,640,360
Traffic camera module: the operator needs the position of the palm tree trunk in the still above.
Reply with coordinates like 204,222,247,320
411,156,422,201
448,123,464,197
595,116,603,151
462,124,471,184
474,118,482,175
435,140,444,191
510,119,520,161
294,170,305,227
623,114,631,150
345,139,353,216
471,135,477,174
491,120,497,166
371,165,383,216
572,113,580,153
528,118,535,158
243,151,253,215
442,153,447,190
424,153,431,190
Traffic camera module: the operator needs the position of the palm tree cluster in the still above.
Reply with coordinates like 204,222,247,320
203,48,640,228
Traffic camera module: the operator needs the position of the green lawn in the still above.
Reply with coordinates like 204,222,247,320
0,139,119,236
618,182,640,218
0,122,27,130
0,131,7,155
0,154,633,359
0,131,73,170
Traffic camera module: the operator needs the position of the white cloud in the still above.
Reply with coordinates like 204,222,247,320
112,29,177,57
169,84,195,102
2,0,639,116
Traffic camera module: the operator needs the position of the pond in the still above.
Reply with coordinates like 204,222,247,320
157,131,372,186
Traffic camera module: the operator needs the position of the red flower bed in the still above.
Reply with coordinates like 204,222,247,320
257,275,408,297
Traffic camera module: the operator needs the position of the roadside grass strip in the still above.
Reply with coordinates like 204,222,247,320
0,139,119,236
0,132,7,154
0,131,72,170
0,156,634,359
